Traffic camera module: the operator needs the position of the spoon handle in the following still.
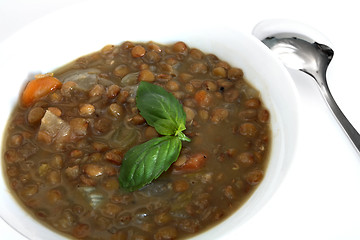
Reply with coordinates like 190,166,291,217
317,75,360,154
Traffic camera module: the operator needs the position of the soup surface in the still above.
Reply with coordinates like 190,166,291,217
3,41,271,239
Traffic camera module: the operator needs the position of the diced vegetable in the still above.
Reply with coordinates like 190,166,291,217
194,90,212,107
77,187,104,208
173,153,207,173
121,72,139,86
39,110,70,143
110,123,140,149
21,76,62,107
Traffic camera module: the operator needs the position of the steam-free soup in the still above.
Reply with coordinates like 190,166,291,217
3,41,270,239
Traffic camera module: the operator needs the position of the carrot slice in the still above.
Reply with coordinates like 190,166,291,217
194,90,212,107
21,76,62,107
173,153,207,173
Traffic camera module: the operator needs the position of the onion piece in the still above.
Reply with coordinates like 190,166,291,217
110,122,140,150
39,110,70,142
120,72,139,86
58,68,113,91
77,187,104,209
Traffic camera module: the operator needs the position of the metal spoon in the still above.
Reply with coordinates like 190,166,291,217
263,36,360,154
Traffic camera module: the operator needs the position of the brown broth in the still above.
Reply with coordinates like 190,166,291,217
2,41,271,239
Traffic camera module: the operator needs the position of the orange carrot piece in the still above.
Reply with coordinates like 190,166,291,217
194,90,211,107
21,76,62,107
174,153,207,173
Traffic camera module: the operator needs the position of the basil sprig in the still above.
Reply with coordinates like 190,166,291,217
119,81,190,191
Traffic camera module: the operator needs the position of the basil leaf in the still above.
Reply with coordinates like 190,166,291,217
119,136,182,192
136,81,187,136
118,81,191,192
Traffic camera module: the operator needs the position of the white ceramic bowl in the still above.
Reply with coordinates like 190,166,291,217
0,2,299,239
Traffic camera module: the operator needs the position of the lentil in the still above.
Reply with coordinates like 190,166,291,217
239,122,258,137
245,98,261,108
108,103,124,118
183,106,196,122
27,107,45,124
189,48,203,59
89,84,105,97
165,80,180,92
138,69,155,82
79,104,95,116
107,84,121,99
212,67,227,78
227,67,244,80
47,107,62,117
131,45,146,58
114,65,130,78
172,41,187,54
144,126,158,140
190,62,208,74
61,81,77,97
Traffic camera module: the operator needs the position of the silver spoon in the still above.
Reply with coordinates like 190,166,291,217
262,36,360,154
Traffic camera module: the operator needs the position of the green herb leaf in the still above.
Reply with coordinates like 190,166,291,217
119,136,182,191
136,81,187,137
119,81,191,191
177,131,191,142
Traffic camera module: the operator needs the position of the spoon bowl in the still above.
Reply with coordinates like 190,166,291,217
262,36,360,154
263,37,333,78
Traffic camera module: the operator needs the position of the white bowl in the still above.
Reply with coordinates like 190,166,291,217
0,2,299,239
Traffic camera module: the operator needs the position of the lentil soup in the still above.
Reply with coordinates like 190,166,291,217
2,41,271,239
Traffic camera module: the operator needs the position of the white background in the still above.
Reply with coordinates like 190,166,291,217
1,0,360,239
